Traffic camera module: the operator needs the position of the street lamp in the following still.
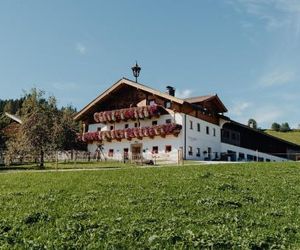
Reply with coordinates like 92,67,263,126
131,62,141,83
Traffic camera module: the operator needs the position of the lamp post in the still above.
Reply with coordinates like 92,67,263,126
131,62,141,83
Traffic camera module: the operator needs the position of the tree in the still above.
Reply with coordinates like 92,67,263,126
280,122,291,132
5,89,82,167
248,118,257,129
271,122,281,131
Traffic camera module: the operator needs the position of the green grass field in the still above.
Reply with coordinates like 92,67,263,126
1,162,300,249
265,130,300,145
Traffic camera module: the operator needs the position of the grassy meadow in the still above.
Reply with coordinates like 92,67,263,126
1,162,300,249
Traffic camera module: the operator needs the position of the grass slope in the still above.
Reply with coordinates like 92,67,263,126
1,163,300,249
265,130,300,145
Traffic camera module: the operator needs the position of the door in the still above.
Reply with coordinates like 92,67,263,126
131,143,142,161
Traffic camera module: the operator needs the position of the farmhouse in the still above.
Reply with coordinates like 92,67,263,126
74,77,300,162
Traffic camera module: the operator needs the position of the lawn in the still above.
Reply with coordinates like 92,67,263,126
265,130,300,145
0,162,300,249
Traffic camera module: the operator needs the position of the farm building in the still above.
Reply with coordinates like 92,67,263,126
74,77,300,163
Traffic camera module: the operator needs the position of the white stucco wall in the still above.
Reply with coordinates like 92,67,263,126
87,114,184,162
184,114,221,160
87,134,182,162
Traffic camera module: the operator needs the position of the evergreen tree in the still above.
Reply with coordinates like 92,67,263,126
271,122,281,131
280,122,291,132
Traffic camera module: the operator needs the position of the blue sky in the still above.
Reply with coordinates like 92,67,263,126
0,0,299,128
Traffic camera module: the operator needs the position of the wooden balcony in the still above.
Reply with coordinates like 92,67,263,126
82,123,182,143
93,105,161,124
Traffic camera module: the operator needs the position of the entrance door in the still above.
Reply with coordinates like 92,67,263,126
131,143,142,162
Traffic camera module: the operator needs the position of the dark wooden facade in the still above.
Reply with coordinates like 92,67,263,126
221,122,300,160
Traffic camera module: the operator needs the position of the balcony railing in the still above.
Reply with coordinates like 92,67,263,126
82,123,182,142
93,105,160,123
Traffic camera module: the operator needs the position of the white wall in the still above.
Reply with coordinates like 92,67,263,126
184,114,221,160
87,134,181,162
87,114,184,162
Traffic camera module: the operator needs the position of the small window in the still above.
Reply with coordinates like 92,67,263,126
110,125,114,130
206,126,210,135
196,148,201,157
152,120,158,126
164,101,171,109
213,128,216,136
108,149,114,157
238,153,245,160
125,124,129,129
197,123,200,132
152,146,158,154
149,100,156,105
165,145,172,153
190,120,193,129
134,122,140,128
166,119,172,124
188,146,193,156
123,148,129,159
97,127,101,131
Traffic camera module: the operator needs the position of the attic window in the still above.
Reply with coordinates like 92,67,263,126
148,99,156,105
164,101,171,109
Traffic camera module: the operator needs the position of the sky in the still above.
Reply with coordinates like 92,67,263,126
0,0,299,128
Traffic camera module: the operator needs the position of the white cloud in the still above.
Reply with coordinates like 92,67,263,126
176,89,193,98
228,0,300,32
259,69,296,87
76,43,87,55
230,101,252,116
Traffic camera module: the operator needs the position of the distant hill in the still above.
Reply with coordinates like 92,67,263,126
265,130,300,145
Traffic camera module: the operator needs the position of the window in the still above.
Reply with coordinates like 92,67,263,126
124,124,129,129
188,146,193,156
197,123,200,132
190,120,193,129
108,149,114,157
247,154,254,161
213,128,216,136
164,101,171,109
152,120,158,126
206,126,210,135
110,125,114,130
148,100,156,105
166,119,172,124
196,148,201,157
134,122,140,128
152,146,158,154
123,148,129,159
165,145,172,153
97,127,101,131
238,153,245,160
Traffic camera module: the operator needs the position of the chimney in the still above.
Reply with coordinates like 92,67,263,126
166,86,175,96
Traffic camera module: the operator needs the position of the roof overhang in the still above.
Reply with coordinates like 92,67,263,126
74,78,185,121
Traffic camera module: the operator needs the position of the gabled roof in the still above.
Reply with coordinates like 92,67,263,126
185,94,228,113
185,95,214,103
74,78,185,121
74,77,227,121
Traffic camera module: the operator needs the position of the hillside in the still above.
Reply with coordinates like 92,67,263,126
265,130,300,145
1,163,300,248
